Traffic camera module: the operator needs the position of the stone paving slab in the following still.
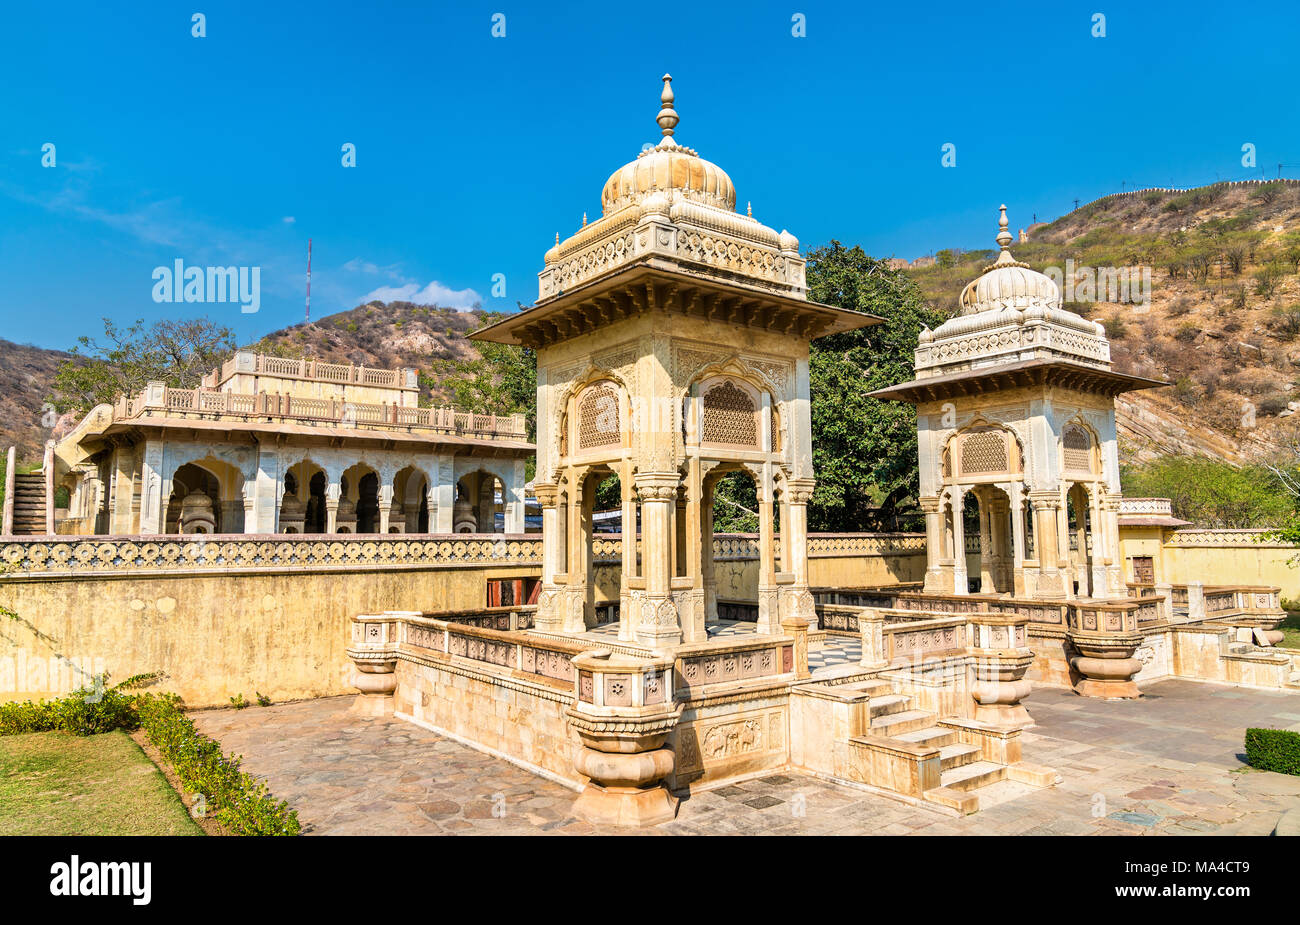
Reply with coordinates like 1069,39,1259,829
192,679,1300,836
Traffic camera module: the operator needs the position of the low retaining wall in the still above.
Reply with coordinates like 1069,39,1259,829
0,535,542,706
0,532,931,707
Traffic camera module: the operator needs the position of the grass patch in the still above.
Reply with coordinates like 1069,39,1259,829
0,730,202,836
1280,611,1300,649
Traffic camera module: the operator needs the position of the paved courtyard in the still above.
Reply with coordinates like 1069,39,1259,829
193,679,1300,836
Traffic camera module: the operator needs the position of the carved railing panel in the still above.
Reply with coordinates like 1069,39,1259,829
0,535,542,577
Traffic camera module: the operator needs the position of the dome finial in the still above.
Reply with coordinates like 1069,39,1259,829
995,203,1014,251
657,73,678,138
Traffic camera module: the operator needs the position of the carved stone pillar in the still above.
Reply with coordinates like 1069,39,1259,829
858,608,889,670
976,489,994,594
618,464,636,642
920,495,946,592
1028,491,1065,599
781,618,811,679
568,650,681,826
782,478,816,626
700,474,717,626
756,468,780,633
951,488,969,595
633,472,682,648
325,483,341,534
533,481,564,633
378,483,394,535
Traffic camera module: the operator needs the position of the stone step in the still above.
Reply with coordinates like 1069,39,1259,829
938,742,983,771
940,761,1007,792
893,727,958,748
867,694,912,718
922,785,980,814
841,678,892,697
870,709,935,736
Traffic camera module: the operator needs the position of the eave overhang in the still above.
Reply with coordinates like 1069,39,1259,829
866,358,1169,404
470,264,880,348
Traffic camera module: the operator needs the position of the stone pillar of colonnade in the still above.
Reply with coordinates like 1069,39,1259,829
1009,483,1027,596
755,465,780,633
378,483,394,534
533,481,564,633
950,488,968,595
920,495,946,593
1028,490,1065,599
779,478,816,626
632,471,683,649
325,482,341,534
976,488,994,594
618,462,637,642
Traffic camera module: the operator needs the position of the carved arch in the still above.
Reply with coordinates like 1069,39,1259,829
684,358,781,456
551,365,632,470
1060,417,1100,476
943,420,1025,483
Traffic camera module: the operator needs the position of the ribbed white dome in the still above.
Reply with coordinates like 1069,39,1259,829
959,205,1061,315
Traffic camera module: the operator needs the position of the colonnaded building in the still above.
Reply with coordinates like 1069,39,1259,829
2,77,1297,825
32,352,532,537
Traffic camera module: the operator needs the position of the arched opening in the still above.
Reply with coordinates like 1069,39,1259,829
582,468,622,625
1066,483,1096,597
339,464,380,534
306,471,327,533
166,462,222,534
453,470,505,534
392,466,430,534
966,485,1014,594
357,472,379,533
280,461,326,534
700,466,775,622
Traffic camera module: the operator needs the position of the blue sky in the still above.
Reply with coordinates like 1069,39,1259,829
3,0,1298,351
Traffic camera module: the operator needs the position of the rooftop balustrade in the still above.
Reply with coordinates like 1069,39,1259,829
111,382,527,440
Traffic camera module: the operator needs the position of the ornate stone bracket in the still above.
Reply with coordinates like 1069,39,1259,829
1067,600,1142,698
346,613,405,716
567,649,682,827
968,614,1035,728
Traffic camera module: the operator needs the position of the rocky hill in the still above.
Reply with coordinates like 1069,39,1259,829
248,300,487,403
906,180,1300,465
0,338,72,464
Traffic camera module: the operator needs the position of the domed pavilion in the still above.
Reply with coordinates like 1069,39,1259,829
473,75,878,647
870,206,1166,600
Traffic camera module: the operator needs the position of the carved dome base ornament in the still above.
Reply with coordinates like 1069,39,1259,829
1068,632,1144,700
970,650,1036,728
349,659,398,716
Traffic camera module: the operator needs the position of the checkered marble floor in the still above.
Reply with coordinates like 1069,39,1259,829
808,635,862,676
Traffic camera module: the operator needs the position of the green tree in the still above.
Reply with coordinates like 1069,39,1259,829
424,312,537,439
804,241,947,531
1121,456,1292,528
52,317,236,413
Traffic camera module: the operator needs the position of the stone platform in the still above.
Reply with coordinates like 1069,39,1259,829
192,679,1300,836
